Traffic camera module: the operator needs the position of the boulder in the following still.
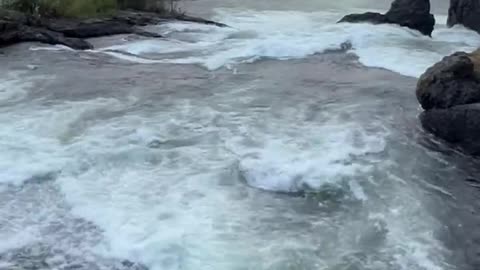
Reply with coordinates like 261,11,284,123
0,26,93,50
420,103,480,155
416,51,480,110
338,0,435,36
45,19,135,38
385,0,435,36
417,49,480,155
448,0,480,34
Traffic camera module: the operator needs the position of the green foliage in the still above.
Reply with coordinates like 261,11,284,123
0,0,178,17
2,0,40,14
56,0,117,17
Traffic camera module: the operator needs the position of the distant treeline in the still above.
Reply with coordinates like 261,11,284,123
0,0,180,17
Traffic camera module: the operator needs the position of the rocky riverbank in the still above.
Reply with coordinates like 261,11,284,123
0,9,227,50
416,50,480,155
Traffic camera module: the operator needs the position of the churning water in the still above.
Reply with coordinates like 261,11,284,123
1,1,480,270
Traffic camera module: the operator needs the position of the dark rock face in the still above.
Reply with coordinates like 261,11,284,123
421,104,480,155
416,52,480,110
417,49,480,155
448,0,480,34
19,27,94,49
338,0,435,36
385,0,435,36
46,19,137,38
0,20,92,50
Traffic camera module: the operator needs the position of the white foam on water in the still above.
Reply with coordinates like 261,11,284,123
1,18,461,270
0,71,33,104
95,8,480,77
55,120,387,270
237,124,385,195
30,44,76,51
0,77,135,189
0,77,451,270
0,230,38,254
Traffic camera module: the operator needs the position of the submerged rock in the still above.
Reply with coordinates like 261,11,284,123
338,0,435,36
448,0,480,34
417,49,480,154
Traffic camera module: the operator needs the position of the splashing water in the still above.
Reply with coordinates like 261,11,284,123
94,9,480,77
2,1,480,270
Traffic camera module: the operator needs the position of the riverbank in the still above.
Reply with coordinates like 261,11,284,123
0,8,226,49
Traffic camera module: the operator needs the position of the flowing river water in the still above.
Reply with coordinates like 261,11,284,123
2,0,480,270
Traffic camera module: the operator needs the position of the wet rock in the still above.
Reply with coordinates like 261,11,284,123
338,12,387,25
448,0,480,34
174,14,229,28
0,9,226,50
420,103,480,155
43,17,165,39
45,19,136,38
0,25,93,50
417,49,480,155
338,0,435,36
416,51,480,110
133,29,164,38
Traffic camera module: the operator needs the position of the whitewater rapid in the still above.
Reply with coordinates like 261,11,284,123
2,3,480,270
91,9,480,77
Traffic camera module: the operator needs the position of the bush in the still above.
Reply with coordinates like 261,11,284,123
119,0,180,14
1,0,40,14
56,0,117,17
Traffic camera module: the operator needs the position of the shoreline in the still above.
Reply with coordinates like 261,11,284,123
0,9,227,50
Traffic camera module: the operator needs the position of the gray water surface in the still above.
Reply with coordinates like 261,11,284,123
1,1,480,270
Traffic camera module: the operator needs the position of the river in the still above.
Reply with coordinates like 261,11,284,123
1,1,480,270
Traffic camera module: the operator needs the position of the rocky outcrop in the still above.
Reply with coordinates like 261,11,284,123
338,0,435,36
448,0,480,34
416,52,480,110
0,9,226,50
417,49,480,154
1,25,93,49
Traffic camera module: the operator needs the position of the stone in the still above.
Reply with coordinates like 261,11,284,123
416,51,480,110
338,0,435,36
448,0,480,34
420,103,480,155
338,12,387,24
